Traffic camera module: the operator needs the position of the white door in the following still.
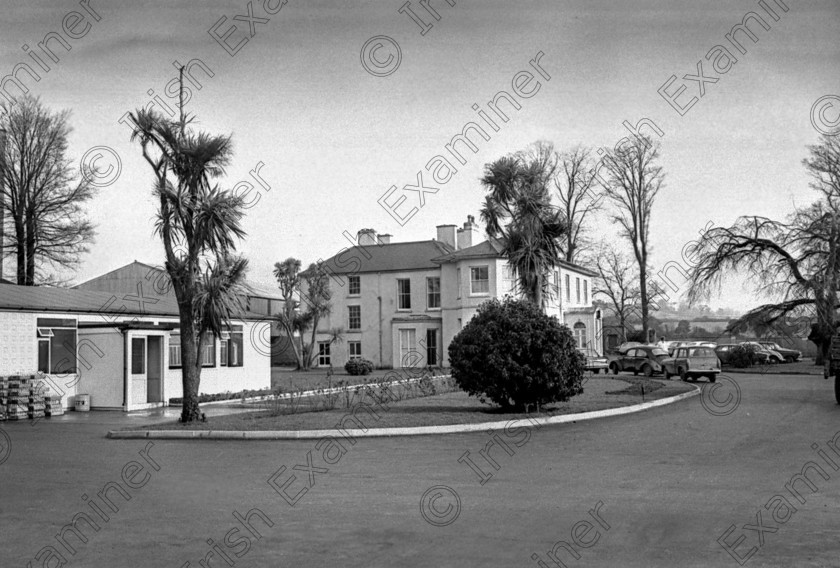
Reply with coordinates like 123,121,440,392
399,329,416,368
131,337,147,406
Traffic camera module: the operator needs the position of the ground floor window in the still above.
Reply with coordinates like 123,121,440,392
169,332,217,368
399,328,417,368
169,334,182,368
348,341,362,360
220,326,244,367
36,318,77,374
426,329,438,366
318,342,331,366
574,322,587,349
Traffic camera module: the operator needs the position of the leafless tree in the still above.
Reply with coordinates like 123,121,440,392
598,135,664,340
594,245,640,342
0,95,97,285
554,146,602,263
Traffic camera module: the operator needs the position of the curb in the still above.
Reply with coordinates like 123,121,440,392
108,384,701,440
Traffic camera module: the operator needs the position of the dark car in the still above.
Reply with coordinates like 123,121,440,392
608,345,670,377
758,342,802,363
715,343,771,365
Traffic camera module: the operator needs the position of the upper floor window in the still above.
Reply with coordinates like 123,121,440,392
584,280,589,304
397,279,411,310
565,274,570,302
348,275,361,296
427,277,441,309
576,277,581,303
456,268,461,299
349,305,361,330
470,266,489,295
553,270,559,300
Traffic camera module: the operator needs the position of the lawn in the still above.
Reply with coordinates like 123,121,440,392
134,377,694,431
270,366,449,392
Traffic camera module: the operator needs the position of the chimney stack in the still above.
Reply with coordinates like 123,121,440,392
457,215,478,250
377,234,392,245
357,228,377,246
436,224,457,250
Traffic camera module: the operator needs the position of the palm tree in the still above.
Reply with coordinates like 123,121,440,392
129,70,250,422
480,154,566,308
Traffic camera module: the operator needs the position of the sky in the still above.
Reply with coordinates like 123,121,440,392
1,0,838,312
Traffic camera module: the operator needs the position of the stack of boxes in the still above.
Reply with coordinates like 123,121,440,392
0,374,63,421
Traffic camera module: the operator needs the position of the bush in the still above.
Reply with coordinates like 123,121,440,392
728,344,757,368
447,298,585,411
344,358,374,375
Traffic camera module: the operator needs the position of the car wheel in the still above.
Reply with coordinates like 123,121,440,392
709,374,717,383
678,367,687,381
633,369,639,376
664,369,672,380
642,364,653,377
610,363,619,375
835,373,840,405
785,356,795,364
593,369,600,375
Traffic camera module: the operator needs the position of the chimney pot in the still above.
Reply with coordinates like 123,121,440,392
357,228,377,246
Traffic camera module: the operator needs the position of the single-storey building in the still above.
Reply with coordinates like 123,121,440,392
0,282,271,411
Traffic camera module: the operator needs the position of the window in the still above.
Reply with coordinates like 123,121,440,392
399,328,417,368
565,274,570,302
503,265,516,293
458,318,462,329
573,322,587,349
470,266,489,295
456,268,461,299
348,305,361,330
348,341,362,360
36,318,77,374
576,278,581,303
169,334,182,368
427,277,441,309
318,342,331,366
553,271,559,300
584,280,588,304
132,338,146,374
397,279,411,310
170,332,215,368
426,329,438,366
219,326,244,367
348,275,360,296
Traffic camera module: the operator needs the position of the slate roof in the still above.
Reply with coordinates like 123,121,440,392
0,282,266,320
318,240,455,275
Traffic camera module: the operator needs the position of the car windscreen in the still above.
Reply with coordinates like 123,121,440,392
689,347,715,357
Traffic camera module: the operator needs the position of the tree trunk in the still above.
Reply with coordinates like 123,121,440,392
178,306,203,422
14,217,25,285
25,217,36,285
639,262,649,340
835,372,839,405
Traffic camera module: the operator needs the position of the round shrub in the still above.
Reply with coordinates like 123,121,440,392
344,358,374,376
728,344,757,368
447,298,585,410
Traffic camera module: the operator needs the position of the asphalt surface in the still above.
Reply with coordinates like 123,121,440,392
1,372,838,568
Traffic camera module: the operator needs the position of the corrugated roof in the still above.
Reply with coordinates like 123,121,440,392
319,240,455,275
0,283,266,320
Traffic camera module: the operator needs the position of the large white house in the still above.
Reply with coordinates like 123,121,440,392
314,217,602,369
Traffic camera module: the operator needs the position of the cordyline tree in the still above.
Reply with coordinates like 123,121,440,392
480,153,566,308
129,71,250,422
0,95,97,285
598,135,664,342
687,132,840,402
273,257,336,370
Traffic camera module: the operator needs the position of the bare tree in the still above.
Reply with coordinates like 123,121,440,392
554,146,602,263
0,95,97,285
598,135,664,340
594,246,640,342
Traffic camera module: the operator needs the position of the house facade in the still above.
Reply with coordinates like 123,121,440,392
314,218,602,369
0,283,271,411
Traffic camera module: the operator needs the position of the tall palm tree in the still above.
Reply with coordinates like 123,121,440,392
129,70,250,422
480,154,566,308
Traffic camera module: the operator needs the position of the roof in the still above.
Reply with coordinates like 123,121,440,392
432,238,599,277
0,282,266,320
318,240,455,275
75,260,284,301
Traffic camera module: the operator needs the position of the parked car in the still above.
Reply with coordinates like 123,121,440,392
715,343,771,365
662,345,720,381
616,341,644,355
758,341,802,363
667,340,717,355
609,345,670,377
741,342,784,363
577,348,609,373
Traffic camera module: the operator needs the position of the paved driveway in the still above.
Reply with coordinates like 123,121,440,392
1,373,838,567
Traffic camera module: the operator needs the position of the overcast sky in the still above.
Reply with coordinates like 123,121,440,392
2,0,838,311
